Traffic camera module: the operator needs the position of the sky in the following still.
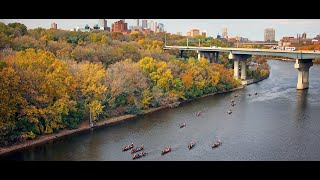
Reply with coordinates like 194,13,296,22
1,19,320,41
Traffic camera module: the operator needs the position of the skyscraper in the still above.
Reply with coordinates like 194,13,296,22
99,19,110,31
51,22,57,29
133,19,139,26
142,19,147,29
158,23,164,32
302,32,307,39
154,22,157,32
222,28,228,38
150,21,155,31
264,28,275,42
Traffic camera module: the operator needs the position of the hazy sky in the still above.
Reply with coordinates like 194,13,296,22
1,19,320,41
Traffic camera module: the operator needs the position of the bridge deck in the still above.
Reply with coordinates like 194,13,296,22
164,46,320,59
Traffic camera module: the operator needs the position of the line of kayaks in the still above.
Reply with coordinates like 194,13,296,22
122,144,147,160
123,140,222,159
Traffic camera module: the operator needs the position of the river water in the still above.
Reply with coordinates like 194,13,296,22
2,59,320,161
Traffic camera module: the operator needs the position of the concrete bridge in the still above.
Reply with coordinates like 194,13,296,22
164,46,320,89
237,42,278,45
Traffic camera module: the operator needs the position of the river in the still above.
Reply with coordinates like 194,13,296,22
2,59,320,161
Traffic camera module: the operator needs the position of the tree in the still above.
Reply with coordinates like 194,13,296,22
4,49,77,135
106,60,148,109
0,67,26,144
73,62,107,127
8,23,28,37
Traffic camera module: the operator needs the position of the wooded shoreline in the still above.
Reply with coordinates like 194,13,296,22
0,85,246,157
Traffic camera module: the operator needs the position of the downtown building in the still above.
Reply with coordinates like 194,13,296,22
99,19,110,31
142,19,147,29
278,35,313,46
187,29,200,37
112,20,129,33
51,22,57,29
222,28,228,38
264,28,275,42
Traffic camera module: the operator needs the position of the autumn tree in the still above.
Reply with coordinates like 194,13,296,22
72,61,107,126
106,60,148,110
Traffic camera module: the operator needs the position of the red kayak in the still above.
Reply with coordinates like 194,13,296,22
161,147,172,155
131,145,144,154
122,143,134,151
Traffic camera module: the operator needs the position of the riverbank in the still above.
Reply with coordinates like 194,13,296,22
0,85,247,157
266,57,295,62
242,73,270,85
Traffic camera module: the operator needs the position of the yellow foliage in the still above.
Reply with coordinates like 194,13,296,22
142,89,152,109
73,62,107,121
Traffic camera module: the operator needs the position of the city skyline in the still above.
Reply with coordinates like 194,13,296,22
1,19,320,41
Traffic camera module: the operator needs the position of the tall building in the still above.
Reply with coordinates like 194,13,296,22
142,19,147,29
264,28,275,42
158,23,164,32
154,22,157,33
222,28,228,38
99,19,110,31
189,29,200,37
177,32,182,35
149,21,155,31
112,20,128,33
51,22,57,29
202,30,207,37
133,19,139,26
302,32,307,39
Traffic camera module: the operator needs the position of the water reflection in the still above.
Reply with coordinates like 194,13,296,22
295,89,310,124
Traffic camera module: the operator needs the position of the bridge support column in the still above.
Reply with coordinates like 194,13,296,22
202,52,206,59
241,61,247,80
204,52,209,60
234,59,240,79
294,59,313,90
215,52,219,62
209,53,213,63
198,51,206,60
180,50,184,58
229,53,251,79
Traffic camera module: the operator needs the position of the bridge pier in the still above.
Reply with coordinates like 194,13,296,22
197,51,219,63
229,53,251,80
234,59,240,78
215,52,219,62
294,59,313,90
180,50,184,58
180,50,183,58
241,61,247,80
209,52,213,63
